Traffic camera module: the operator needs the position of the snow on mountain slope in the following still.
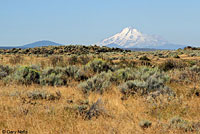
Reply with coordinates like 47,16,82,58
96,27,184,49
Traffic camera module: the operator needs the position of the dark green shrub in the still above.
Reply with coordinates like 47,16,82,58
159,60,176,71
41,73,67,86
79,71,112,94
159,60,187,71
119,80,139,96
64,65,89,81
190,65,200,74
40,67,68,86
27,90,48,100
158,53,168,58
27,90,61,100
187,60,197,66
85,98,105,120
169,117,194,132
62,65,89,80
139,55,150,61
64,98,106,120
111,68,135,83
119,67,172,97
65,65,79,78
12,66,40,85
74,67,90,81
40,66,89,86
189,53,197,57
64,104,88,117
86,58,112,73
30,64,41,71
0,65,13,79
173,55,180,58
139,120,152,129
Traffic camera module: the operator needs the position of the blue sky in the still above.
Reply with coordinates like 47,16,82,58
0,0,200,46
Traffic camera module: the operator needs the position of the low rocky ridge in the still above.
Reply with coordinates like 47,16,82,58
0,45,130,55
184,46,200,50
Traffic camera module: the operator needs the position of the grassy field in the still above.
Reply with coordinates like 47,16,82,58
0,46,200,134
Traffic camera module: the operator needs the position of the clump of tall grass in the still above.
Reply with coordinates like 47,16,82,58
9,55,24,65
78,55,91,65
49,56,65,67
68,55,78,65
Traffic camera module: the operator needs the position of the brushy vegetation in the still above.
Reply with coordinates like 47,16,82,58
139,55,150,61
49,56,65,67
110,68,135,83
40,67,68,86
119,67,173,98
139,120,152,129
4,66,40,85
0,65,13,79
86,58,112,73
27,90,61,100
169,116,195,132
159,59,188,71
0,45,200,133
79,71,112,94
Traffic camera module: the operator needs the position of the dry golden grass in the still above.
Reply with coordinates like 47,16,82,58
0,83,199,134
0,52,200,134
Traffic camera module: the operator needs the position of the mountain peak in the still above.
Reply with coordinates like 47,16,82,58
96,27,185,49
96,27,167,48
123,26,137,31
121,27,140,34
119,27,142,40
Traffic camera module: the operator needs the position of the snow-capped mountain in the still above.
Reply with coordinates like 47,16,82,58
96,27,185,49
